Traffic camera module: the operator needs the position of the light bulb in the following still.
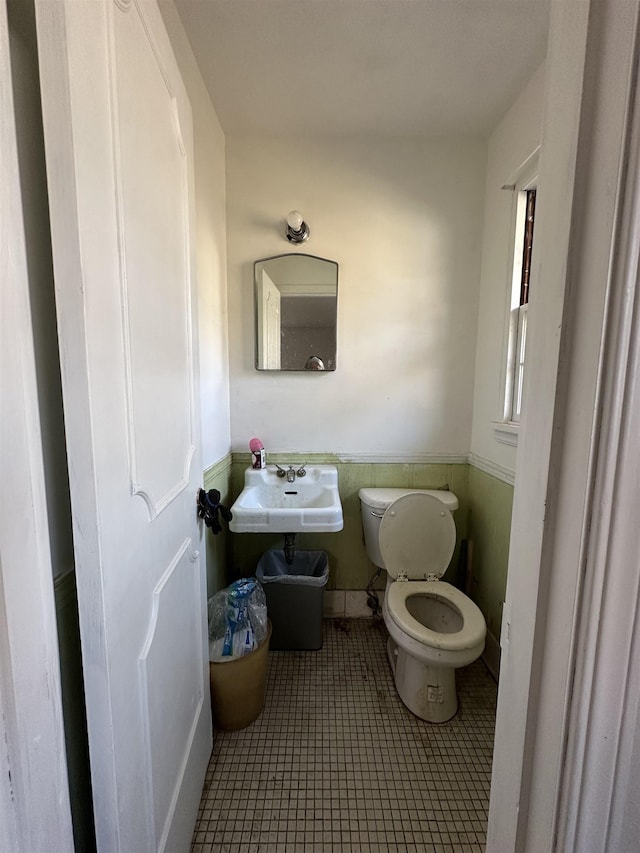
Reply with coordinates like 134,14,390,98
287,210,304,232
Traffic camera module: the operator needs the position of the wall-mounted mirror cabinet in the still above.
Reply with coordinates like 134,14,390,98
254,254,338,371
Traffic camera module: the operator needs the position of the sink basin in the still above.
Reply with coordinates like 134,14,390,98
229,465,344,533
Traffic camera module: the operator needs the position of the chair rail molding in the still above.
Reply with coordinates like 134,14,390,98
467,452,515,486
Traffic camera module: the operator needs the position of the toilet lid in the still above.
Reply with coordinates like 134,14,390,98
379,493,456,580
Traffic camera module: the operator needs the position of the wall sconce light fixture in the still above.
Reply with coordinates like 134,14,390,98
286,210,310,244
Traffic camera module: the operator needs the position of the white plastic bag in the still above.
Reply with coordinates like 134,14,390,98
207,578,267,662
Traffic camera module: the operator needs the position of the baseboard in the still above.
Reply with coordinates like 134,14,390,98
324,590,377,618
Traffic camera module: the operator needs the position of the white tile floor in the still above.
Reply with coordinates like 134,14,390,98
192,618,497,852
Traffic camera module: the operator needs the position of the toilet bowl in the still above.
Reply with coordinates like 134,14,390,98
359,488,486,723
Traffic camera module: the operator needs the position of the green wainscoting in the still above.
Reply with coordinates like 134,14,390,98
467,465,514,656
228,454,471,592
202,454,234,594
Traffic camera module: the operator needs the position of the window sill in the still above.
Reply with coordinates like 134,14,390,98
492,421,519,447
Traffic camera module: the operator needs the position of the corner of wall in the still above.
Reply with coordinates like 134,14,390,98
466,461,515,680
203,454,234,595
470,62,546,474
159,0,232,470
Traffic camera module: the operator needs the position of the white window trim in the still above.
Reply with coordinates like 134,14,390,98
491,420,519,447
493,147,540,446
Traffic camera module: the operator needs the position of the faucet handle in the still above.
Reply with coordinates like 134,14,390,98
275,464,287,478
296,463,307,477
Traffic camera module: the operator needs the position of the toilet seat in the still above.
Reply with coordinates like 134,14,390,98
379,493,456,580
386,581,486,652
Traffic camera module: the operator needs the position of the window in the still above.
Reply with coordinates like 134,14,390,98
496,154,538,442
506,188,536,422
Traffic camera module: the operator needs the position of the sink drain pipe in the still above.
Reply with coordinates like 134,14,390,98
284,533,296,565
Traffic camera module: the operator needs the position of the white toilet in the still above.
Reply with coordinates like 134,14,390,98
359,487,486,723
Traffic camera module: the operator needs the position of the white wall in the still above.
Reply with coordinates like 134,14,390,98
470,63,546,473
227,136,486,455
159,1,230,469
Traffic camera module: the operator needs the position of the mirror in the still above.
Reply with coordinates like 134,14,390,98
254,253,338,371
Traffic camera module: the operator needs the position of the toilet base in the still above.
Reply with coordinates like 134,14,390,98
387,636,458,723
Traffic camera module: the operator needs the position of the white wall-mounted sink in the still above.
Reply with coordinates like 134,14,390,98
229,465,344,533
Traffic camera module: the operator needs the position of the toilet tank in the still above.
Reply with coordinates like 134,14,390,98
358,487,459,569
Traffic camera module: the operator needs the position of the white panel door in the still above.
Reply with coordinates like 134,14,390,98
35,2,211,851
257,268,282,368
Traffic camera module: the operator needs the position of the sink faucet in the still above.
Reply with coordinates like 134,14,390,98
275,463,307,482
275,464,294,481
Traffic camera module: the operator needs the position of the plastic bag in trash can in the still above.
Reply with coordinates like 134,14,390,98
207,578,267,662
256,549,329,586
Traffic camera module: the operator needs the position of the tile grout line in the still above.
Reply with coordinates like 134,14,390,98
193,618,496,853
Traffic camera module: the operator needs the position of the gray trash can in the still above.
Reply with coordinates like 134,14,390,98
256,549,329,650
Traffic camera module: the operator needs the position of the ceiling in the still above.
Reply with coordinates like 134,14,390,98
174,0,550,138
